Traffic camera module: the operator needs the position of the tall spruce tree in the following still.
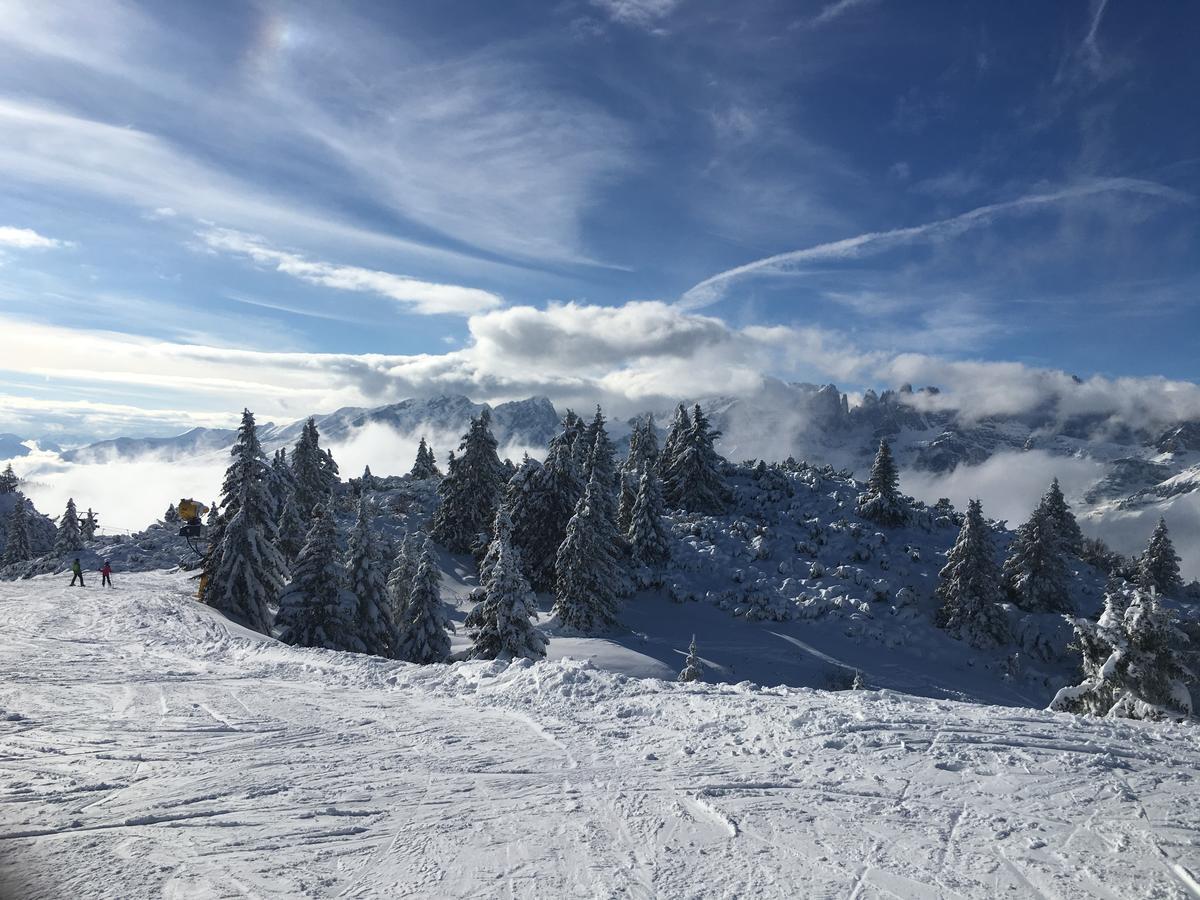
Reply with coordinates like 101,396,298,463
0,463,18,494
678,635,704,683
268,449,296,519
290,418,332,516
2,496,32,565
582,407,619,522
410,437,441,479
466,510,546,659
1002,494,1070,613
204,409,287,634
627,469,671,567
553,474,622,631
276,493,306,570
1138,518,1183,597
275,504,353,649
80,508,98,542
509,434,583,592
54,498,83,553
618,416,658,533
386,531,424,626
430,411,506,554
396,539,454,664
345,497,397,657
1051,580,1193,720
1041,477,1084,554
663,405,728,514
657,404,691,487
934,498,1011,648
856,439,906,526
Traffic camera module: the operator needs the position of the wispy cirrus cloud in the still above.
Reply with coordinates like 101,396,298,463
198,229,503,317
590,0,685,29
679,178,1193,308
0,226,69,249
801,0,881,30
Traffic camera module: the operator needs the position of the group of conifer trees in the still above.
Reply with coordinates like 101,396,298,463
199,410,452,662
1,463,97,564
195,403,725,664
855,439,1191,718
439,404,726,658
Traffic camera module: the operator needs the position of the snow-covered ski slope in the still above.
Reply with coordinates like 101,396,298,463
1,573,1198,899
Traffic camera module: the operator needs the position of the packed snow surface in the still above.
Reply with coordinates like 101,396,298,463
1,573,1198,899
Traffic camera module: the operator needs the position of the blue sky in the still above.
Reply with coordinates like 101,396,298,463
0,0,1198,439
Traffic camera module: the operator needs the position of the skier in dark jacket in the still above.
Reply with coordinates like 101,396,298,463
100,561,112,587
70,558,84,587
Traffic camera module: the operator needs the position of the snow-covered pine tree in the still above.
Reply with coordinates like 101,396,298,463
396,539,454,664
203,409,288,634
934,498,1011,648
430,410,506,554
553,473,622,631
2,495,32,565
627,470,671,567
657,404,691,488
1041,477,1083,554
510,435,583,592
205,501,220,528
321,448,340,494
663,405,728,514
1051,580,1193,720
466,509,546,660
80,508,98,542
386,531,423,626
163,503,181,525
856,439,906,526
276,493,305,569
290,418,332,516
1002,498,1070,613
677,635,703,682
410,436,441,479
582,407,619,521
54,498,83,553
359,465,376,493
618,416,658,533
1138,518,1183,597
275,503,353,649
344,497,396,657
0,463,18,494
268,449,296,519
560,409,589,473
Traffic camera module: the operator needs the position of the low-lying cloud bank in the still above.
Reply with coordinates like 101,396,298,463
903,451,1200,582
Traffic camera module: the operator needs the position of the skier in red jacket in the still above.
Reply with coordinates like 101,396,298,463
100,561,113,588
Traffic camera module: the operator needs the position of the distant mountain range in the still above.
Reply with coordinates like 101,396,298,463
6,385,1198,571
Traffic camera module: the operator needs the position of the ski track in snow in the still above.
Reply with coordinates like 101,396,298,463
0,572,1198,899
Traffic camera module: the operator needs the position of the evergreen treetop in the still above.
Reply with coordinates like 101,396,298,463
1051,580,1193,720
934,498,1011,648
856,439,906,526
275,503,351,649
431,410,506,555
0,464,19,494
203,409,286,634
54,498,83,553
1138,518,1183,597
2,495,32,565
396,538,454,664
466,509,546,660
345,497,397,657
